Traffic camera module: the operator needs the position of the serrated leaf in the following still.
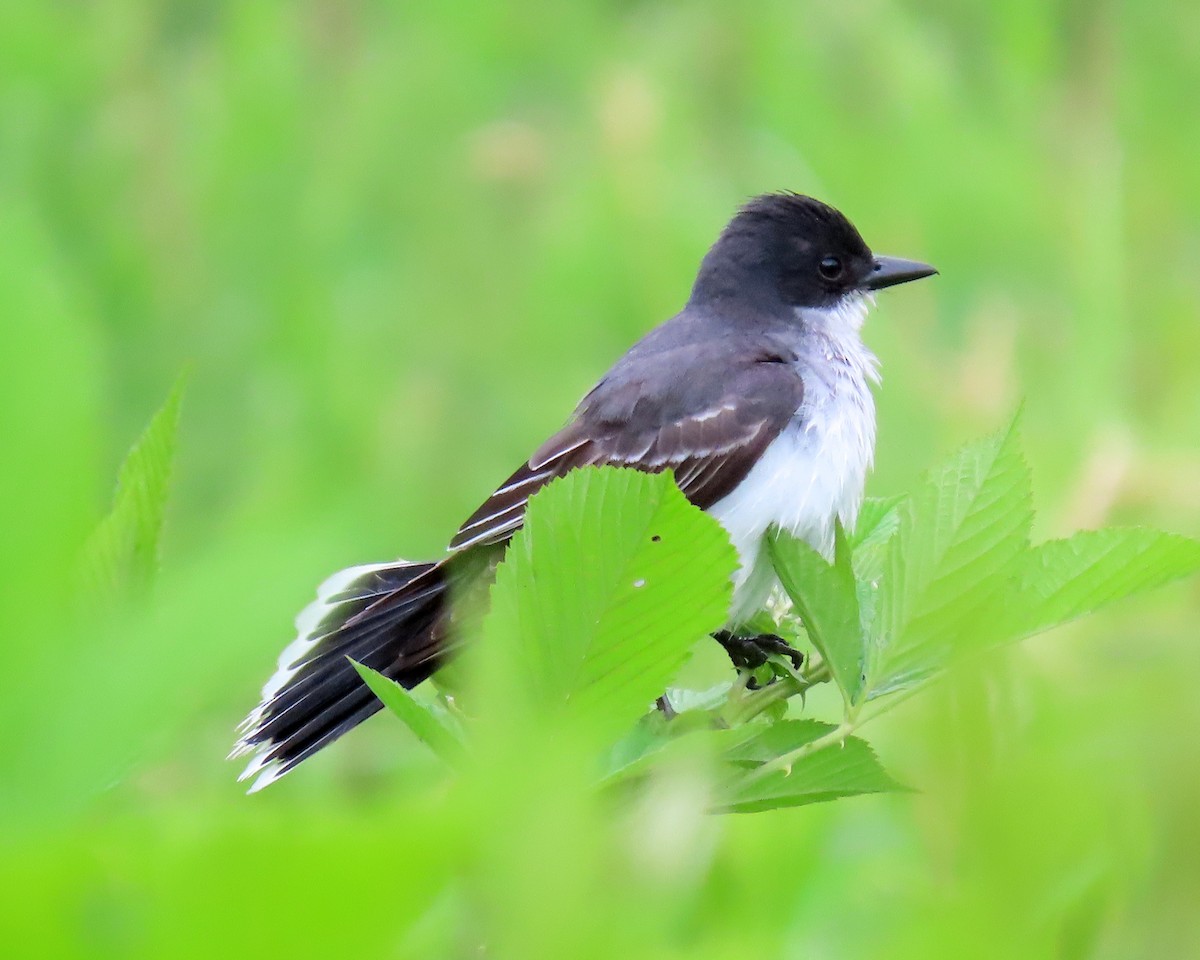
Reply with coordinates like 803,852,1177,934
1005,528,1200,639
480,466,738,738
351,661,466,765
715,720,902,813
602,719,754,787
78,377,186,600
720,719,840,764
850,495,907,551
769,524,866,705
850,495,906,588
867,414,1033,698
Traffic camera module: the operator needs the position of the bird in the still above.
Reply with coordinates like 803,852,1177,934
230,192,936,791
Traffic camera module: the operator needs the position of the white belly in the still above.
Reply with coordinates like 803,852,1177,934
705,320,878,625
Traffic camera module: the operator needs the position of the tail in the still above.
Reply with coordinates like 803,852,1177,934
230,559,449,792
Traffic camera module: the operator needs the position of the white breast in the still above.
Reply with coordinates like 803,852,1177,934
706,295,879,625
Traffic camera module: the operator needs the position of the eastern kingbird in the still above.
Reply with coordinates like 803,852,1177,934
231,193,936,790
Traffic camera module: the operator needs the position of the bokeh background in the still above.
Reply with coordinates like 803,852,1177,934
2,1,1198,957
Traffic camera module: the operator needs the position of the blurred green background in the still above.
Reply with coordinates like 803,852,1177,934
2,1,1198,957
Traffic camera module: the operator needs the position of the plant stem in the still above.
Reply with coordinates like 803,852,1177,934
720,660,831,726
742,720,857,783
736,678,929,785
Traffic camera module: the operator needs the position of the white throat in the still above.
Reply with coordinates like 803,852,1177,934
707,291,879,624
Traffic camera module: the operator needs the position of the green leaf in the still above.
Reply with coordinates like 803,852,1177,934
1006,528,1200,639
769,524,866,705
867,414,1033,698
656,682,735,718
850,495,907,550
602,718,753,787
850,495,906,587
716,720,902,813
479,466,738,737
351,661,466,765
78,376,186,600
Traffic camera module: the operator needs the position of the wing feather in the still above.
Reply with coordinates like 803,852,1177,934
448,349,803,552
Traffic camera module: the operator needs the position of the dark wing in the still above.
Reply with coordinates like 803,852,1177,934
448,345,803,551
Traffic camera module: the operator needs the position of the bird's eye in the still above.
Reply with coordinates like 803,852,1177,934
818,256,843,281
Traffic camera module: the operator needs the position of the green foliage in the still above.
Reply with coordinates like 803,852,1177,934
717,721,902,813
865,415,1034,698
428,421,1200,817
77,377,186,602
772,416,1200,726
1006,529,1200,639
4,3,1200,955
603,718,899,813
476,466,737,738
769,524,865,704
350,661,466,765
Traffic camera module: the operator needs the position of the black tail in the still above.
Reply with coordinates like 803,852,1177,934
230,559,448,791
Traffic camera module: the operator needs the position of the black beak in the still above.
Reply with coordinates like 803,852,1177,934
867,255,938,291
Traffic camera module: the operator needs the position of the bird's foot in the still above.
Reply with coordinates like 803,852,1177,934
713,630,803,679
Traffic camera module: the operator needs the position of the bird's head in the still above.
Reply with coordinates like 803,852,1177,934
691,193,936,313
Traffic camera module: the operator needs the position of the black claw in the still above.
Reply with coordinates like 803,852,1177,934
714,630,803,672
